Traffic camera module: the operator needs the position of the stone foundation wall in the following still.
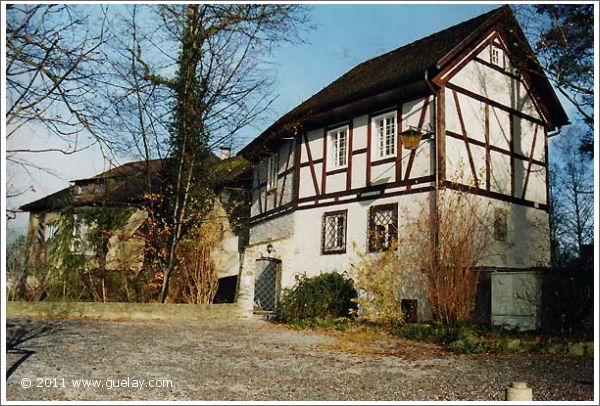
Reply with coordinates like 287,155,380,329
7,301,252,321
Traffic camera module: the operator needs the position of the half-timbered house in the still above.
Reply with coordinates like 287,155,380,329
238,6,568,328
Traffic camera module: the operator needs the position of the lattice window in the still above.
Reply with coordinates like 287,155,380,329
373,112,396,158
368,204,398,252
322,210,347,254
328,126,348,168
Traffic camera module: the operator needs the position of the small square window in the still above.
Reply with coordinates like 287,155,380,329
322,210,347,254
328,126,348,169
491,45,504,68
368,203,398,252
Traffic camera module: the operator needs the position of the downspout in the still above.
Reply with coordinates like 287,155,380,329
425,69,440,279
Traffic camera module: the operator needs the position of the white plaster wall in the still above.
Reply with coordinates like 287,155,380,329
408,143,435,180
298,166,316,198
253,191,435,320
489,106,511,151
353,114,368,150
304,128,324,161
514,117,545,162
526,164,547,204
252,192,434,286
449,60,541,119
351,153,367,189
326,172,346,193
445,136,485,187
438,190,550,269
371,162,395,185
402,97,434,131
489,150,511,195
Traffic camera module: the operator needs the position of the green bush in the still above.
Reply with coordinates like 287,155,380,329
275,272,358,322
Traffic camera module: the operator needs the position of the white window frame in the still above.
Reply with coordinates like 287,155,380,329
372,111,397,159
44,222,59,242
266,153,278,191
491,44,504,69
327,125,349,170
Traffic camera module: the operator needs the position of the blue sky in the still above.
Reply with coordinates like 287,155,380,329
239,3,500,147
7,2,577,238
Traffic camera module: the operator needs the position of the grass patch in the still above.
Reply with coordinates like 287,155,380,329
280,318,593,357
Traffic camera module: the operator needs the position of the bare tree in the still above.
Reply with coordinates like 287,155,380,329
514,4,594,155
549,128,594,262
6,4,112,151
118,4,308,301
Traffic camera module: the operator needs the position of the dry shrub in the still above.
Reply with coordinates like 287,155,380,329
171,223,219,304
415,190,494,324
351,189,494,327
350,241,405,328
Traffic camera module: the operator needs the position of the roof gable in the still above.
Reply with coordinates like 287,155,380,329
240,6,567,158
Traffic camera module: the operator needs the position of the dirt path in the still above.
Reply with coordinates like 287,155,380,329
5,318,594,401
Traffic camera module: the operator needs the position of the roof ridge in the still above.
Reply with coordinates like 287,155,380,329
294,6,505,113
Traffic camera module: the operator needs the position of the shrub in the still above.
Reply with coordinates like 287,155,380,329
275,272,358,322
413,190,494,324
350,241,406,328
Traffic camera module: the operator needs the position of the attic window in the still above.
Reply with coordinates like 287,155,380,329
491,45,504,68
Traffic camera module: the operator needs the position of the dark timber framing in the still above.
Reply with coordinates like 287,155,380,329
452,89,479,186
302,132,321,196
404,96,431,186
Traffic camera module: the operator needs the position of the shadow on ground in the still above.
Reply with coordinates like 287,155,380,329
6,320,61,380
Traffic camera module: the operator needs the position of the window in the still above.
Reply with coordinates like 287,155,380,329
491,45,504,68
44,222,59,241
328,126,348,169
322,210,347,254
368,203,398,252
74,184,87,195
74,181,106,195
70,214,91,253
493,208,507,241
372,112,396,158
266,153,278,191
37,222,44,244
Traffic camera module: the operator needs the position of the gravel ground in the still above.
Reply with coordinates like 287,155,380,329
5,318,595,401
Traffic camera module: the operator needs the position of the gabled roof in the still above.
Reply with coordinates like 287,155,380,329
20,156,252,212
240,6,568,158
